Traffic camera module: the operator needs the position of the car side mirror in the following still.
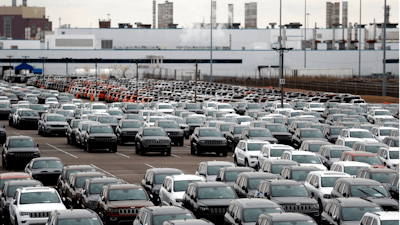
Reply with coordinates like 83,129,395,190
146,181,151,185
264,192,269,198
332,215,338,222
343,193,347,197
215,177,222,182
198,171,205,176
234,217,241,224
241,186,245,190
101,196,105,202
13,199,16,205
313,183,319,188
62,197,66,202
166,187,171,192
36,144,39,148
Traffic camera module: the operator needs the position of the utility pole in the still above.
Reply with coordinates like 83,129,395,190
279,0,282,89
195,61,198,103
136,60,139,101
62,58,72,82
274,46,293,109
304,0,307,68
359,0,362,77
90,58,101,101
6,55,13,69
22,56,29,83
382,0,387,96
39,57,47,88
210,0,213,83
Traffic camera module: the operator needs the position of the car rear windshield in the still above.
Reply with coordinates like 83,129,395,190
98,117,118,123
153,214,194,225
375,111,391,116
158,121,179,129
187,118,203,123
235,127,244,134
267,125,287,132
371,172,397,183
344,166,369,176
220,125,231,131
271,185,309,197
342,207,382,221
365,146,382,154
272,165,287,174
66,169,96,180
108,110,123,115
301,130,323,138
250,130,272,137
143,129,166,136
354,156,382,165
199,129,222,137
122,121,142,128
0,178,29,189
207,165,232,175
309,144,326,153
270,149,288,157
330,150,348,158
198,186,236,199
62,106,76,110
57,219,101,225
350,131,373,138
155,173,181,184
127,104,142,110
0,104,10,109
93,105,107,110
90,182,118,194
237,117,252,123
243,208,282,223
174,180,202,192
186,104,201,109
390,151,399,159
20,192,60,204
248,143,266,151
108,188,147,201
32,160,63,169
90,126,113,134
292,155,321,164
249,178,264,189
381,221,398,225
321,177,341,187
331,128,344,135
344,141,356,148
47,116,66,122
292,171,311,181
9,139,35,148
274,221,315,225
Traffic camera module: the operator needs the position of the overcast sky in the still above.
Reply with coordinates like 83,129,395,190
26,0,399,29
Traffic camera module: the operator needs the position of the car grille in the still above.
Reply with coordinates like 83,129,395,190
126,132,137,136
168,132,180,136
275,135,291,140
14,152,35,158
119,208,139,215
29,212,50,218
282,205,311,212
24,118,38,122
205,141,224,145
147,140,169,144
210,207,228,214
50,125,65,128
95,137,112,142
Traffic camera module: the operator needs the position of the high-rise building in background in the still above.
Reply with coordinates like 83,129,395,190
245,2,257,28
158,0,173,29
333,2,340,27
342,1,348,28
326,2,333,28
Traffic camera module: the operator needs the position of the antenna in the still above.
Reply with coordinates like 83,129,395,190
107,13,110,21
59,17,61,28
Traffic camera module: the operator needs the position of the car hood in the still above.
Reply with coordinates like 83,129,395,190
348,138,379,143
121,128,140,132
197,199,234,206
272,197,317,204
32,168,62,174
90,133,117,138
108,200,154,208
272,132,292,136
163,128,183,133
45,121,69,126
18,203,66,212
200,137,227,141
301,138,329,142
9,147,39,152
341,222,361,225
364,197,398,207
250,137,277,143
87,194,100,202
206,175,217,182
172,192,185,200
299,164,327,171
142,136,170,141
319,187,333,195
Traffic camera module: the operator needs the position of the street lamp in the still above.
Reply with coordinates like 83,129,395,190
39,57,47,88
210,0,213,83
273,47,293,108
90,58,102,101
62,58,72,81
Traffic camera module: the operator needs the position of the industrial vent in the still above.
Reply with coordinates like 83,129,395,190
55,39,93,47
102,40,113,49
317,34,322,39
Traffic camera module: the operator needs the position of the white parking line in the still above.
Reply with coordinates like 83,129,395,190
116,152,130,158
89,164,128,184
145,163,155,168
171,154,180,158
46,143,78,158
12,132,22,136
184,145,191,148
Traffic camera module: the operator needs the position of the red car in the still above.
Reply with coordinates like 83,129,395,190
339,151,386,168
0,172,31,194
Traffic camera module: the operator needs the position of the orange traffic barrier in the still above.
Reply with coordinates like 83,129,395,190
76,93,79,99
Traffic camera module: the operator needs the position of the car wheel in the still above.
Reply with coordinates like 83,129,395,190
245,159,250,168
37,127,41,135
179,139,184,146
4,157,10,170
234,157,239,166
43,129,48,137
196,146,202,156
166,148,171,156
135,142,139,154
185,135,189,139
190,142,195,155
140,145,146,156
318,199,323,215
110,145,117,153
222,150,227,157
67,136,71,145
231,144,235,152
1,156,5,168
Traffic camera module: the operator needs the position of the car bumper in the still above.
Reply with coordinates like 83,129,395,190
87,141,117,148
18,217,49,225
143,145,170,152
198,145,227,153
44,127,67,134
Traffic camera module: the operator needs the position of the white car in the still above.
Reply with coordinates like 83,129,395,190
377,147,399,169
367,109,394,124
144,116,164,127
371,127,398,142
257,144,295,167
213,103,235,113
330,161,372,177
9,187,66,225
89,103,107,113
159,174,205,206
71,99,83,106
338,128,379,144
139,110,156,120
60,104,76,113
155,103,174,114
272,103,294,111
235,116,253,126
303,103,325,114
281,151,328,171
304,171,351,209
234,140,270,168
360,212,399,225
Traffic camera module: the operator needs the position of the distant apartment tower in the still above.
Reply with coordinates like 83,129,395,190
342,1,348,28
326,2,340,28
326,2,333,28
333,2,340,27
228,4,234,28
245,2,257,28
158,0,173,29
212,1,216,28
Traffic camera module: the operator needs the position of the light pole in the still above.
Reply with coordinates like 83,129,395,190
382,0,387,96
359,0,362,77
279,0,282,89
210,0,213,83
39,57,47,88
90,58,102,101
304,0,307,68
136,60,139,101
62,58,72,81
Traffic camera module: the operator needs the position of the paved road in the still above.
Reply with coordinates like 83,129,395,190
1,120,234,184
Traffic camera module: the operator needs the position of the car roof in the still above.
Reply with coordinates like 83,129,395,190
55,209,99,219
323,145,353,151
234,199,280,208
333,161,372,167
169,174,204,181
269,180,303,185
31,157,61,162
165,219,213,225
367,212,399,220
71,171,105,177
88,177,120,183
290,151,317,156
19,187,56,193
65,165,96,170
5,180,41,186
240,172,279,179
268,159,299,165
333,197,380,207
261,212,312,221
343,151,377,156
108,184,140,190
308,171,351,177
145,206,192,215
193,182,230,187
285,166,321,171
222,167,255,172
8,136,34,140
147,168,184,174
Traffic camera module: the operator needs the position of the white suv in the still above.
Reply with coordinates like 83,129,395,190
281,151,328,171
234,140,270,168
330,161,372,177
257,144,295,167
159,174,205,206
377,147,399,169
360,212,399,225
9,187,66,225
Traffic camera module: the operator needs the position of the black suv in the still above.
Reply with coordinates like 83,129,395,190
122,103,143,114
24,157,63,186
67,119,87,146
321,198,382,225
155,120,184,146
46,209,102,225
355,168,397,185
233,172,280,198
322,126,347,143
261,123,292,145
115,119,143,145
84,124,118,153
133,206,196,225
135,127,172,156
13,109,40,129
79,177,122,209
96,116,119,132
254,180,319,217
190,127,228,156
2,136,40,169
256,212,317,225
185,117,204,135
259,159,299,174
224,199,283,225
141,168,184,205
0,102,11,119
331,178,398,211
240,127,278,144
57,164,98,199
182,182,238,221
280,166,321,182
292,128,328,149
215,167,255,186
225,125,247,152
183,103,204,114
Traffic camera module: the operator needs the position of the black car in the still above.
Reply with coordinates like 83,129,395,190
190,127,228,156
24,157,63,186
317,145,353,170
182,182,238,222
84,124,118,153
256,212,317,225
259,159,300,174
46,209,103,225
79,177,122,210
254,180,319,217
224,199,283,225
56,164,98,199
122,103,143,114
386,174,399,200
0,122,6,145
133,206,196,225
141,168,184,205
0,102,11,119
67,119,87,146
135,127,172,156
280,166,321,182
240,127,278,144
215,167,255,186
320,198,382,225
96,116,119,132
155,120,184,146
331,178,398,211
322,126,347,143
2,136,40,169
261,123,292,145
0,180,43,225
355,168,397,185
225,125,247,152
28,104,47,116
185,117,204,135
115,119,143,145
292,128,328,148
233,172,280,198
13,109,40,129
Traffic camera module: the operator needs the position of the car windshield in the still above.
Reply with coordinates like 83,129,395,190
310,104,324,108
354,156,382,165
321,177,342,187
199,129,222,137
218,105,232,109
83,110,94,115
186,104,200,109
292,171,311,181
267,125,287,132
342,207,381,221
350,131,373,138
126,115,144,121
371,172,397,183
32,160,63,169
237,117,252,123
153,214,194,225
225,172,241,182
143,129,166,136
375,111,391,116
82,124,96,131
235,127,244,134
9,139,35,148
0,104,10,109
149,117,163,123
351,185,389,198
330,150,348,158
170,117,184,124
108,188,147,201
66,169,96,180
331,128,344,135
248,143,266,151
292,155,321,164
56,111,73,117
72,121,81,128
309,144,326,153
249,104,261,109
390,151,399,159
250,130,272,137
187,118,203,123
47,116,66,122
108,110,123,115
98,117,118,123
271,149,289,157
90,126,113,134
381,221,398,225
243,208,282,223
271,185,309,197
297,123,309,129
344,141,356,148
208,165,232,175
127,104,142,109
220,125,231,131
272,165,288,174
90,182,118,194
159,105,173,109
20,192,60,204
58,219,101,225
198,186,236,199
365,146,382,154
62,106,76,110
173,180,202,192
249,178,264,189
21,111,39,117
122,121,142,128
155,173,181,184
275,222,315,225
93,105,107,110
301,130,324,138
158,122,179,129
344,166,369,176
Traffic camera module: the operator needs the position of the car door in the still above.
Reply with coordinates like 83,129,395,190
235,142,244,165
9,191,18,222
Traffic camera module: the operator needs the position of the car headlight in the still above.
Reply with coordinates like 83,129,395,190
199,206,209,211
222,140,227,144
109,208,119,213
89,137,95,139
175,199,182,203
20,212,29,216
167,133,171,135
311,204,319,208
323,194,331,199
199,140,206,144
8,152,14,156
122,131,127,135
250,156,258,159
154,190,159,195
111,137,116,140
33,152,40,156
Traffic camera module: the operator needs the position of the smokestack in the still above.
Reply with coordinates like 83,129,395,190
332,27,336,50
153,0,156,28
12,0,16,6
347,22,352,49
333,2,340,27
385,6,390,24
228,4,234,28
22,0,26,6
212,1,216,28
364,28,369,49
373,18,377,40
342,1,348,28
354,23,358,41
312,23,317,50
